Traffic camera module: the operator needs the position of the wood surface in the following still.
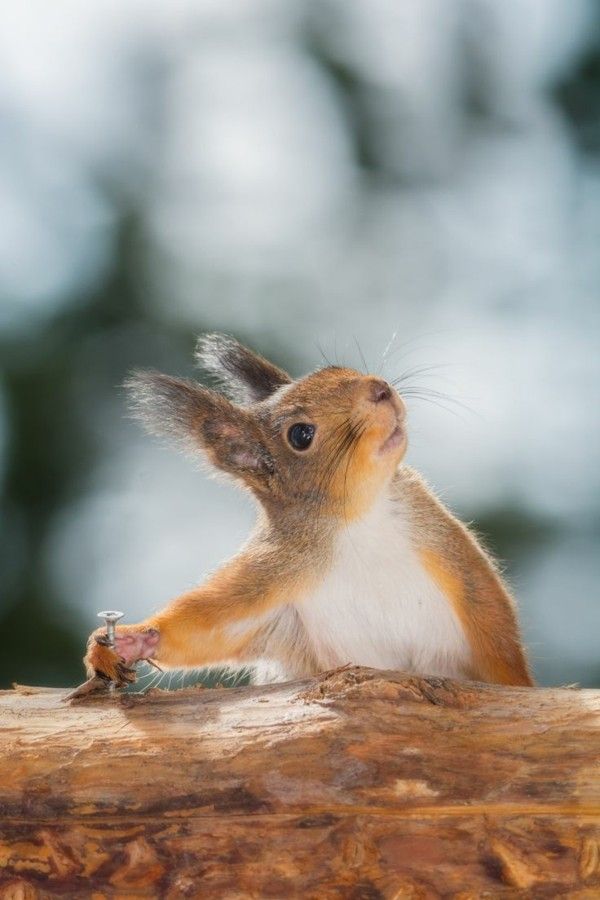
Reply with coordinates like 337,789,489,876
0,667,599,898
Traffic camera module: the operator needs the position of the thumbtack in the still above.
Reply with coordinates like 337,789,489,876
97,610,124,649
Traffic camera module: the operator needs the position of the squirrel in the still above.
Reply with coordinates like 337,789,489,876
84,333,533,688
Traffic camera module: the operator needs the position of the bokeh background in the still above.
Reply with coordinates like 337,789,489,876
1,1,599,689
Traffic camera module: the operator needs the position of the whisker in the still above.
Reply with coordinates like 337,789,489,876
400,391,470,420
310,417,354,516
142,669,164,694
377,330,398,374
342,420,366,525
400,387,476,418
379,329,457,372
389,356,478,421
379,333,437,375
402,386,472,405
134,663,158,687
324,421,360,496
333,335,340,367
353,335,369,374
315,340,335,369
315,417,363,522
392,363,452,386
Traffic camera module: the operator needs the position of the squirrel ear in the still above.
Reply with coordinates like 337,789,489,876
125,370,218,450
125,370,275,480
202,417,275,478
196,333,291,404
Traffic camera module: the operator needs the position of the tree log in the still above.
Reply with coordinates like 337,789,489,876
0,667,599,898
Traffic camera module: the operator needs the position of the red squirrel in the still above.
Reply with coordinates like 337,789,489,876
84,334,533,688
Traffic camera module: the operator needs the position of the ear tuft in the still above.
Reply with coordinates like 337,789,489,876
124,370,217,448
196,333,291,404
125,368,276,484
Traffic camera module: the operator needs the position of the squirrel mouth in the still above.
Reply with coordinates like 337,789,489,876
379,424,404,455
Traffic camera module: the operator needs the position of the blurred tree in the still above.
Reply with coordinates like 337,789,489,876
0,214,192,687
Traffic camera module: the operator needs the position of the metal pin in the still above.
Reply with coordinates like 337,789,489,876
97,611,124,692
97,610,124,647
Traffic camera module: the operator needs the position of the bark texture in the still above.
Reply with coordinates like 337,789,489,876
0,667,599,898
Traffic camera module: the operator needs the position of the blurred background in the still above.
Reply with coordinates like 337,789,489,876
1,0,599,689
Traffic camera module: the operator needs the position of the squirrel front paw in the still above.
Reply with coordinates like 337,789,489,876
85,627,160,686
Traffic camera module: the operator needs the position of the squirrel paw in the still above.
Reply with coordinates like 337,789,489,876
86,636,137,687
112,628,160,666
85,628,160,686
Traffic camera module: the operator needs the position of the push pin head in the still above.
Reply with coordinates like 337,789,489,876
97,610,124,648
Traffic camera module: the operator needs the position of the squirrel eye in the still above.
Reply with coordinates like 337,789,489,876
287,423,315,451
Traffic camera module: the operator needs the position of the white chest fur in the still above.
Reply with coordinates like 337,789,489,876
295,494,472,677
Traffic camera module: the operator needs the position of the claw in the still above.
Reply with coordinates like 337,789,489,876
65,660,136,701
68,646,138,701
94,634,112,647
114,661,137,686
65,674,110,701
143,657,164,673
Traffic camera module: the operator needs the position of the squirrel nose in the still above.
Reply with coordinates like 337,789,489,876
369,380,392,404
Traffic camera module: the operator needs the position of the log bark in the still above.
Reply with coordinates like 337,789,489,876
0,667,599,898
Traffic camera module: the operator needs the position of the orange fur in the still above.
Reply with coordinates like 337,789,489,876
420,547,533,686
83,335,533,688
86,547,320,674
148,561,315,668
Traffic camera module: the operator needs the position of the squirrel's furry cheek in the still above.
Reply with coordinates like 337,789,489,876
321,435,404,521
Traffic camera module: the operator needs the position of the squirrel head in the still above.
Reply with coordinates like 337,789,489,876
126,334,406,522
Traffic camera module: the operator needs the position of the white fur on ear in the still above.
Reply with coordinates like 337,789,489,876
196,333,291,404
125,367,275,481
125,370,215,449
